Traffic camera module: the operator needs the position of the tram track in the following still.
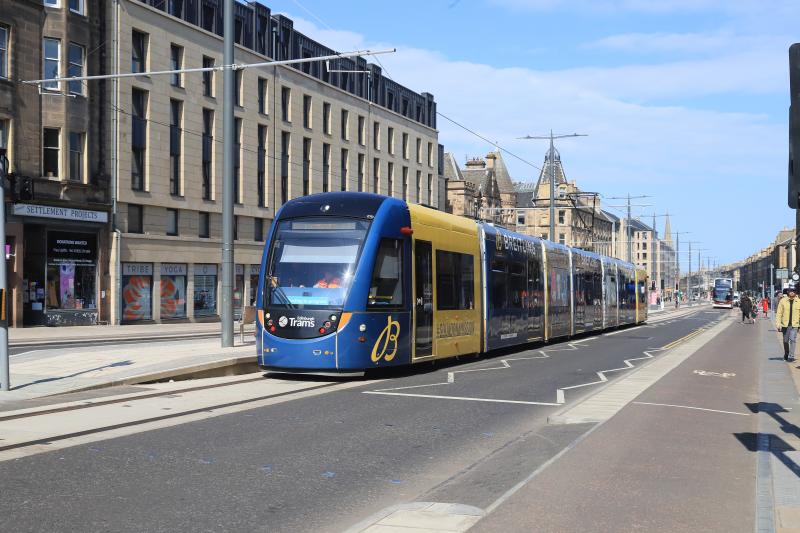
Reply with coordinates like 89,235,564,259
0,379,341,453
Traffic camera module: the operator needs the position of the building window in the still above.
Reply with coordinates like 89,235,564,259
131,30,147,74
302,94,311,129
558,210,565,224
235,69,243,107
323,102,331,135
387,127,394,155
416,138,422,163
358,153,365,192
159,262,187,319
168,0,184,18
387,162,394,197
643,242,647,250
559,233,566,245
322,143,331,193
340,148,348,191
373,121,380,150
202,108,213,200
517,211,525,226
68,132,84,182
341,109,349,140
281,131,290,204
67,43,84,95
128,204,144,233
131,88,147,190
254,218,264,242
257,125,266,207
281,86,291,122
258,77,267,114
427,142,433,167
43,38,60,91
170,99,182,196
233,215,239,241
166,208,179,236
199,212,210,238
234,117,242,203
427,173,433,205
302,137,311,196
558,185,567,199
202,56,214,96
0,26,8,79
43,128,60,178
44,0,59,7
402,166,408,201
416,170,421,202
68,0,84,14
402,133,409,160
170,44,182,87
357,115,365,145
373,158,380,194
194,264,217,316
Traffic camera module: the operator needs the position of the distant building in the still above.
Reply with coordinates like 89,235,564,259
106,0,440,324
442,150,516,226
515,149,613,255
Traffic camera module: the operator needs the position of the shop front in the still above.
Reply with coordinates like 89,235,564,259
121,262,153,322
194,264,217,318
160,263,187,320
13,206,109,327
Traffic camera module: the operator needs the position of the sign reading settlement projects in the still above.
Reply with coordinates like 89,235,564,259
13,203,108,223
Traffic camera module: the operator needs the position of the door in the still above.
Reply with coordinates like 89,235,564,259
414,240,433,358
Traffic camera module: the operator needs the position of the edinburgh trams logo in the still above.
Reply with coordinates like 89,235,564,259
371,316,400,363
279,315,316,328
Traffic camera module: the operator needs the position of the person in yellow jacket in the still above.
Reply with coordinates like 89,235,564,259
775,286,800,361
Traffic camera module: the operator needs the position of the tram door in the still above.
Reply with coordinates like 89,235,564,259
414,240,434,358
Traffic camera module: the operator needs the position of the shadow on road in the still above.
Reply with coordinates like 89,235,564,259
735,402,800,479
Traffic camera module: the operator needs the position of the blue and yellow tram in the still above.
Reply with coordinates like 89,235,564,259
256,193,647,375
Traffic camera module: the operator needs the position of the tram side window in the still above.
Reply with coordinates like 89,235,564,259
436,251,474,310
509,261,526,309
527,259,542,313
367,239,404,309
491,258,507,309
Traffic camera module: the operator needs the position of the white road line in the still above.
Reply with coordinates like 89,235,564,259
604,325,643,336
632,401,750,416
363,391,560,406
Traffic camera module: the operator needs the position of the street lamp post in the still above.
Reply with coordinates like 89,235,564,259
0,149,8,391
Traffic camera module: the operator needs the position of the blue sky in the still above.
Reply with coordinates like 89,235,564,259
273,0,798,269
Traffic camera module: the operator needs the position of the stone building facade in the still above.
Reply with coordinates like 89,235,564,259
441,151,516,226
107,0,439,324
2,0,111,327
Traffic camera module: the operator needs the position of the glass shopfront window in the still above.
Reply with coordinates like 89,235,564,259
122,263,153,321
160,263,187,319
234,264,244,317
45,232,97,311
194,264,217,316
249,264,260,305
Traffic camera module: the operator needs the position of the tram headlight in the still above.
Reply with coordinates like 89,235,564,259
265,313,271,319
330,314,337,321
324,321,332,328
359,324,366,332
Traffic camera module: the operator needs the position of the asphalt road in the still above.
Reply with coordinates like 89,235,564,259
0,308,728,533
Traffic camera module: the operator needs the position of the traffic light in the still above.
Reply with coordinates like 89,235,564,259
789,44,800,208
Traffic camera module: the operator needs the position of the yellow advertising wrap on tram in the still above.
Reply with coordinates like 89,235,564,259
407,204,482,361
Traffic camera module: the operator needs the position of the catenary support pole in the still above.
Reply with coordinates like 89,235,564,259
221,0,234,348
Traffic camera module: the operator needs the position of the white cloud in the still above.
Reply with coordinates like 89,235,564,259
286,15,789,263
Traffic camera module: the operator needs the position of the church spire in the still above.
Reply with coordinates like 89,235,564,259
663,212,672,244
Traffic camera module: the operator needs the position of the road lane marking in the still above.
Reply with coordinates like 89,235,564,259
363,391,561,406
693,370,736,378
632,401,750,416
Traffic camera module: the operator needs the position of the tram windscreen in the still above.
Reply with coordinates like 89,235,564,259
266,218,370,309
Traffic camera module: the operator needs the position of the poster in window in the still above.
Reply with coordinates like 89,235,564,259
122,275,152,320
160,275,186,319
59,263,76,309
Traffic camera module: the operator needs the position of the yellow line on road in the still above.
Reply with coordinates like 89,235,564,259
661,328,704,350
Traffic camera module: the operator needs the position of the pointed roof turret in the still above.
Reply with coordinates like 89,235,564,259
663,212,672,244
534,148,568,199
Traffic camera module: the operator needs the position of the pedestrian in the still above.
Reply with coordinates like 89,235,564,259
775,285,800,362
741,294,752,323
762,296,770,317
